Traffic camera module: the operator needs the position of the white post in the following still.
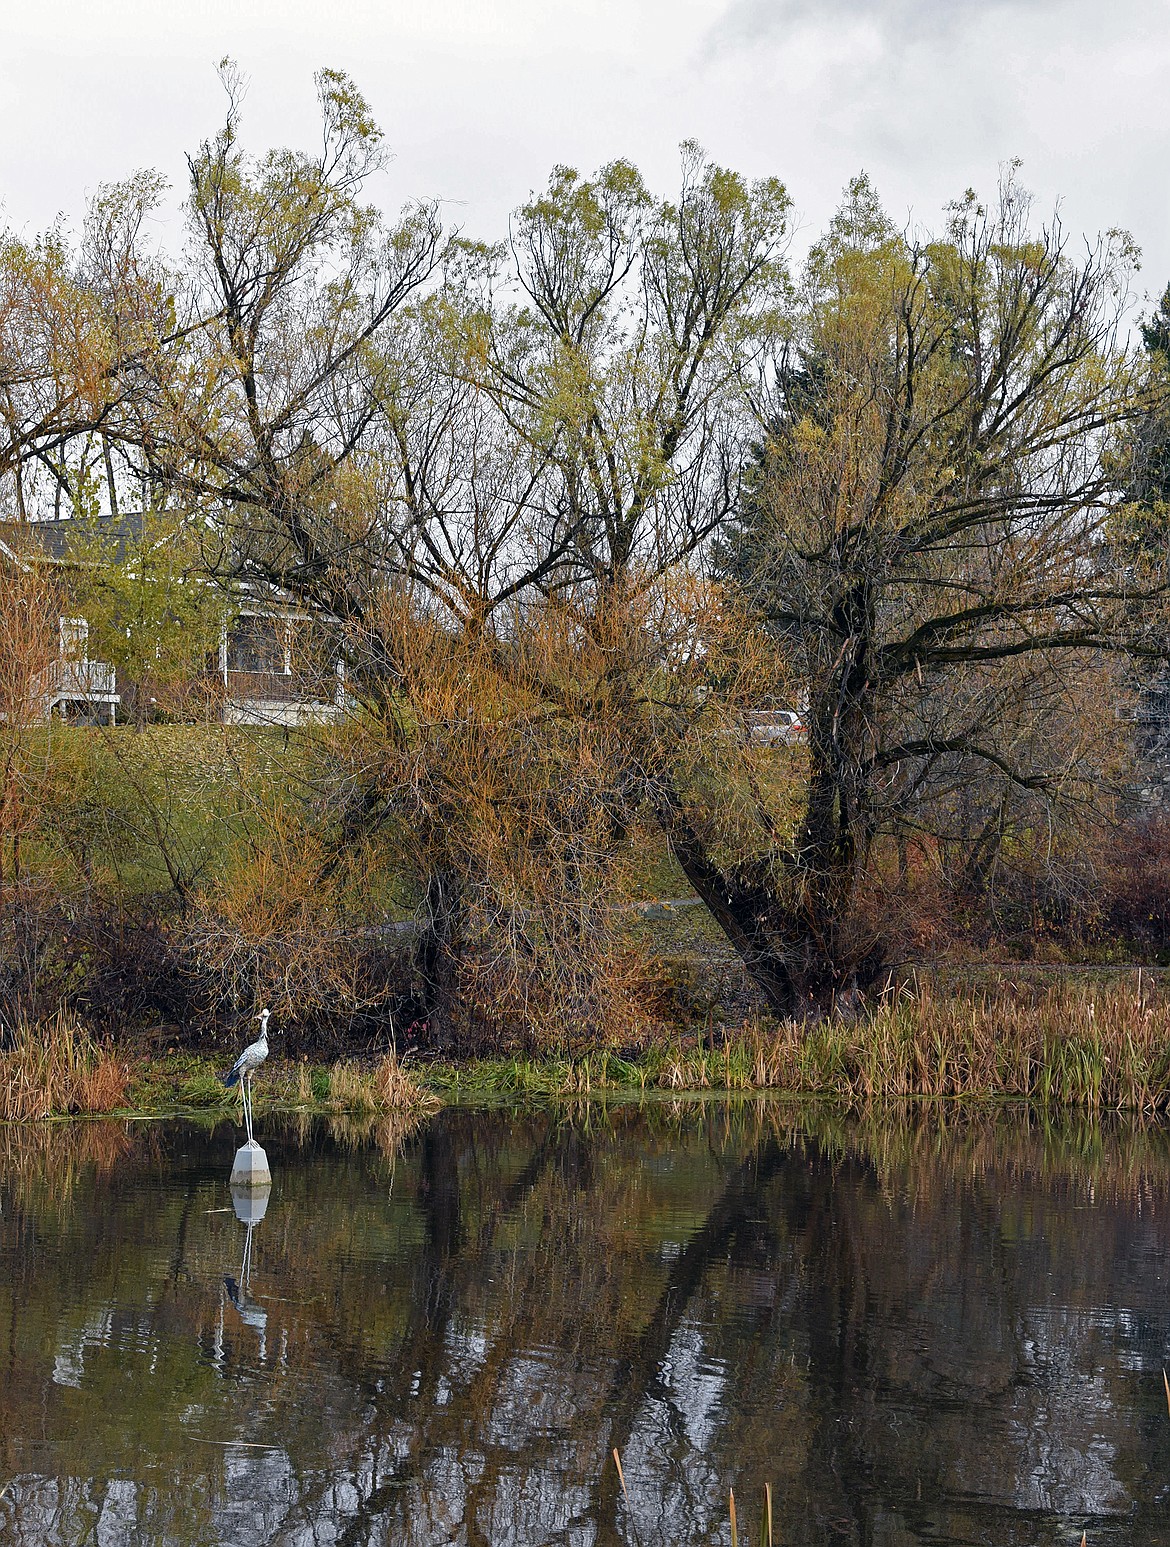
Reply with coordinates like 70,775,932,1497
229,1066,271,1190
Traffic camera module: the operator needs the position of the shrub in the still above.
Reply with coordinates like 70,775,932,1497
1104,816,1170,952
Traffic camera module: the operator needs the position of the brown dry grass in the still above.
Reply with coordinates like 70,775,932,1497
326,1047,440,1116
0,1008,129,1120
641,976,1170,1110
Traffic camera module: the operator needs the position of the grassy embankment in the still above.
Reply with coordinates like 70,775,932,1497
423,974,1170,1111
22,720,693,902
6,976,1170,1120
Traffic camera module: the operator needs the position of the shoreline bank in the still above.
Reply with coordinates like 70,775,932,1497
4,972,1170,1120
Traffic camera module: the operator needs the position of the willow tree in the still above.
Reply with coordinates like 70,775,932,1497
334,148,793,1040
0,555,58,885
709,173,1161,1012
65,502,228,728
124,62,445,625
0,164,187,525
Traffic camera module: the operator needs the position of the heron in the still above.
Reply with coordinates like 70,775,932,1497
223,1226,268,1348
220,1008,271,1144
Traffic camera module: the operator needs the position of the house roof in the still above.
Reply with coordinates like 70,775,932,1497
0,512,149,565
0,531,30,571
0,511,345,627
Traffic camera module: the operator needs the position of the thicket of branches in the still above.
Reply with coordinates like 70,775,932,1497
1,68,1167,1044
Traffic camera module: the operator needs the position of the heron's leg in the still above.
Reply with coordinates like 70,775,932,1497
245,1074,254,1144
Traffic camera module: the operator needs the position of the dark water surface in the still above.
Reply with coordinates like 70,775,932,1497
3,1102,1170,1546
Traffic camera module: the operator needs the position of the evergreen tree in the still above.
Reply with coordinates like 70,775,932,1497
1126,284,1170,512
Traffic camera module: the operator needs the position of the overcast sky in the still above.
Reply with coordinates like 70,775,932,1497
3,0,1167,309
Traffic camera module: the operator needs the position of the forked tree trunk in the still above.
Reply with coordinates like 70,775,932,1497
655,738,875,1023
654,791,798,1017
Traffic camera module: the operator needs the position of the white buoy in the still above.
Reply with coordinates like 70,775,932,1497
230,1182,271,1225
230,1138,272,1189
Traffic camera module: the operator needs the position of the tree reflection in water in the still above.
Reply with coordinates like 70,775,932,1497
2,1104,1170,1545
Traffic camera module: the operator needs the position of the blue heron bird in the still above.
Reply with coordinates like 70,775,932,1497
223,1208,268,1354
223,1267,268,1337
220,1008,271,1143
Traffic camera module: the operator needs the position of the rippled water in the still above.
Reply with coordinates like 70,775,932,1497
2,1101,1170,1545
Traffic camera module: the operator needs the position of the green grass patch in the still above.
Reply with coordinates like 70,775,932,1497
126,1052,234,1113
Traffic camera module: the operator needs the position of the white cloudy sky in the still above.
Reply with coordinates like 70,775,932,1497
2,0,1167,304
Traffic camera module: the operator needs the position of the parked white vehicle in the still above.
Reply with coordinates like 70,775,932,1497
746,709,807,746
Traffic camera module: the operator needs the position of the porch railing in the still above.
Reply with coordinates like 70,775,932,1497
42,658,118,699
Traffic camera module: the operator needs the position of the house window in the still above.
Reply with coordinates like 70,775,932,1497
228,615,284,674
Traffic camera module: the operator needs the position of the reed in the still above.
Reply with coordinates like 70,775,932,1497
326,1048,440,1116
758,976,1170,1110
295,1059,314,1107
611,1450,773,1546
429,975,1170,1110
682,976,1170,1109
0,1009,129,1121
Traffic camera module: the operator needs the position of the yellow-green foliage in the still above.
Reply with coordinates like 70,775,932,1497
25,723,295,896
65,505,229,717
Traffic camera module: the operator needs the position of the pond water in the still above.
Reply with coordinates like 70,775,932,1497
2,1101,1170,1546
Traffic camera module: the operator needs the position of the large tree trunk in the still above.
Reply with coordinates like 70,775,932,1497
654,790,799,1017
655,710,877,1021
415,866,463,1048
